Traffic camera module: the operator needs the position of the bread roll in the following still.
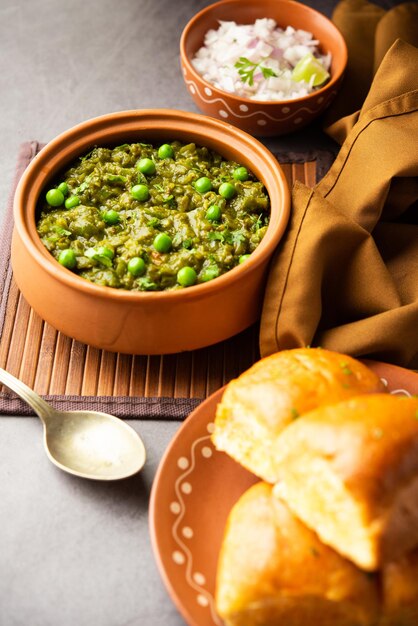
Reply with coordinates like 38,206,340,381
379,548,418,626
215,482,379,626
273,394,418,571
212,348,386,482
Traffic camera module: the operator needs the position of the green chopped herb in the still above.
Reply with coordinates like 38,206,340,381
163,194,176,208
253,214,263,231
79,149,96,162
208,230,233,244
138,277,158,291
234,56,278,86
340,361,352,375
232,230,246,245
290,407,300,420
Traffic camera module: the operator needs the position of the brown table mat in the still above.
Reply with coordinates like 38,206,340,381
0,142,334,418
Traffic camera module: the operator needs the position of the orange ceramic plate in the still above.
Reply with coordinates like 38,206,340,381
149,361,418,626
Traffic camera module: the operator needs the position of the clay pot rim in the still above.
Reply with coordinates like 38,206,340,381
13,108,290,303
180,0,348,107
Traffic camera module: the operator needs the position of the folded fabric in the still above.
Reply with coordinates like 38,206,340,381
324,0,418,125
260,40,418,368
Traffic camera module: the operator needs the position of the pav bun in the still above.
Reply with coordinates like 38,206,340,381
273,394,418,570
212,348,386,482
216,482,379,626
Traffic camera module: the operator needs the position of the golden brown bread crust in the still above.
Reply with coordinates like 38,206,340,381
215,482,379,626
272,394,418,571
212,348,386,482
379,548,418,626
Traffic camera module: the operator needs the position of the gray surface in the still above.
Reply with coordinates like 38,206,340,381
0,418,182,626
0,0,405,625
0,0,340,210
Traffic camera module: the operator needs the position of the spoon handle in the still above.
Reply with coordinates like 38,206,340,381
0,368,54,421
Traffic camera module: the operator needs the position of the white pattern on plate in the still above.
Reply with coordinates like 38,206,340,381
172,434,223,626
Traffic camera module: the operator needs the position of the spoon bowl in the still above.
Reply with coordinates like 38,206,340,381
0,368,146,480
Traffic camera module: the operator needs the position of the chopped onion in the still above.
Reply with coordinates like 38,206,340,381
191,18,331,102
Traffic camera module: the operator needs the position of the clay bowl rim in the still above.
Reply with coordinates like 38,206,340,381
180,0,348,107
13,108,290,303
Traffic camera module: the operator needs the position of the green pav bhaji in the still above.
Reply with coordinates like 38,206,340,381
37,141,270,291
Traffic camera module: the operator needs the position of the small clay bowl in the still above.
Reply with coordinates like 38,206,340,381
180,0,347,136
12,109,290,355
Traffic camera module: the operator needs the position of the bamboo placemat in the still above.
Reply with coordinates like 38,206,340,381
0,142,334,418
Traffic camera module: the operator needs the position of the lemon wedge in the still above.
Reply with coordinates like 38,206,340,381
292,52,330,87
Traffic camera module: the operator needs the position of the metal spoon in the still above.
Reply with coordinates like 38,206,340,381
0,368,146,480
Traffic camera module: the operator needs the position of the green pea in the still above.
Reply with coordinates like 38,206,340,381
85,246,114,266
136,158,156,176
96,246,114,259
57,182,69,196
131,184,150,201
46,188,64,207
65,195,80,209
194,176,212,194
127,257,146,277
153,233,172,253
206,204,221,221
103,209,120,225
233,166,249,181
58,248,76,269
219,182,236,199
239,254,251,263
177,266,197,287
158,144,174,159
200,265,219,282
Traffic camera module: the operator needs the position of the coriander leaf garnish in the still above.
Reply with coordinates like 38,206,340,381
231,230,246,245
138,277,158,291
163,194,176,208
290,407,300,420
339,361,352,376
235,57,258,86
260,66,277,79
182,238,193,250
208,230,233,244
234,56,278,86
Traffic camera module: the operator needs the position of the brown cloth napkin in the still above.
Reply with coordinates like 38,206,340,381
260,39,418,368
324,0,418,125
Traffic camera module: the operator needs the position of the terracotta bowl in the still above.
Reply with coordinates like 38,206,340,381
12,109,290,355
180,0,347,136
